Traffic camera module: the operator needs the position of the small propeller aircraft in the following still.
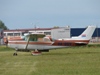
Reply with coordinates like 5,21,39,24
6,26,96,55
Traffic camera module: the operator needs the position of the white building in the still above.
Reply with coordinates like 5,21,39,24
4,26,70,39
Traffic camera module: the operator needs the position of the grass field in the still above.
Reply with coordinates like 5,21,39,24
0,45,100,75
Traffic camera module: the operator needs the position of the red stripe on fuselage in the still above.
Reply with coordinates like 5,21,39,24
53,40,89,46
8,39,89,46
8,41,53,45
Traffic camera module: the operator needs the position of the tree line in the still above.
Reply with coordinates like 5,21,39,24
0,20,8,30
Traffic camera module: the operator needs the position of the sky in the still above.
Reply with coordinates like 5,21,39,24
0,0,100,29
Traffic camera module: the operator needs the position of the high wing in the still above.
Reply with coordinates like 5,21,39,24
24,33,46,49
25,33,45,38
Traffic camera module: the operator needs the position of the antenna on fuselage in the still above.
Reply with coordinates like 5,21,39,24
31,22,37,33
34,24,36,32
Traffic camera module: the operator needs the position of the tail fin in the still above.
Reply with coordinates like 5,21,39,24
78,26,96,40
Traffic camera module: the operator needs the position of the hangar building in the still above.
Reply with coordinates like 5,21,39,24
3,26,70,39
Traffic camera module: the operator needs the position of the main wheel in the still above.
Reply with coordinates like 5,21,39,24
13,53,17,56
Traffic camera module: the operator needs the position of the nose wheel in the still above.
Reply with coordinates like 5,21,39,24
13,47,18,56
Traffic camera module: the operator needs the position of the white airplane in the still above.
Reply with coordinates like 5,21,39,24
6,26,96,55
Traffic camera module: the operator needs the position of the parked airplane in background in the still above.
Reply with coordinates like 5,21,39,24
6,26,96,56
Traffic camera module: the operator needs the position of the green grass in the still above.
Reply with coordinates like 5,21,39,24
0,45,100,75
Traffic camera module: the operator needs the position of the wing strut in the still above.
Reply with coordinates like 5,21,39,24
25,35,30,50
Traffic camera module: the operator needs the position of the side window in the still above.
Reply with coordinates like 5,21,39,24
24,35,39,41
29,37,38,41
29,38,37,41
29,38,34,41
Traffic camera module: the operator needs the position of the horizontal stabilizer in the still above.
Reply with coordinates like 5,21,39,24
75,42,88,44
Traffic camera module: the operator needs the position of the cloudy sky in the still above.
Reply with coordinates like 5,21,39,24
0,0,100,29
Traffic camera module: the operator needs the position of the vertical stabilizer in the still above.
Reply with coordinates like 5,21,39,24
78,26,96,40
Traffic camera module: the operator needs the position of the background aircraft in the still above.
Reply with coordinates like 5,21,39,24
7,26,96,55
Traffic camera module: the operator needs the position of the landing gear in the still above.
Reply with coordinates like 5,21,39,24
32,49,42,55
32,51,42,55
13,47,18,56
13,53,17,56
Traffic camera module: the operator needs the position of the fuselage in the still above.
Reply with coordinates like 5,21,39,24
7,26,97,51
7,36,89,50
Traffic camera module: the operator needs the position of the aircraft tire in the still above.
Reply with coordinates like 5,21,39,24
13,53,17,56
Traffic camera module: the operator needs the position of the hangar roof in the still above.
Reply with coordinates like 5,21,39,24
4,28,56,32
